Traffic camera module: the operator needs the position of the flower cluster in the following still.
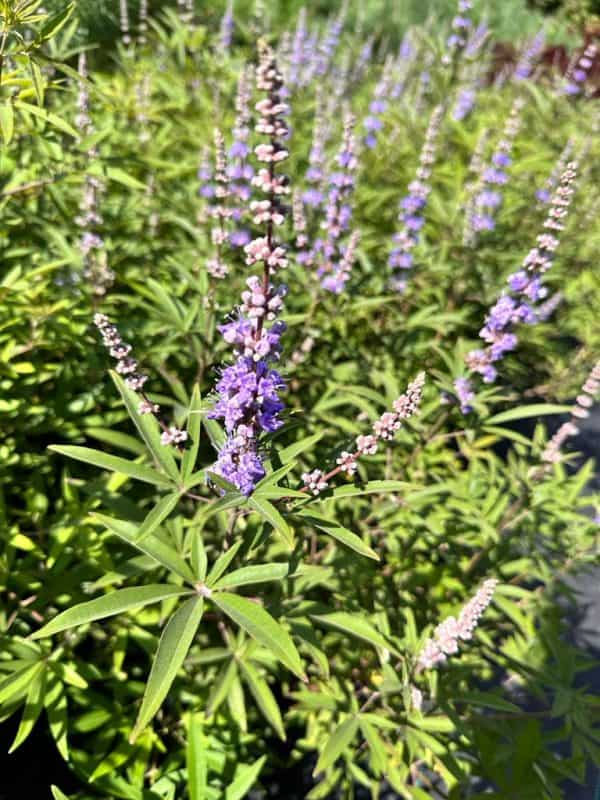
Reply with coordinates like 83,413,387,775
542,360,600,464
314,12,345,78
389,105,444,292
362,56,394,149
219,0,234,51
75,54,113,298
317,112,359,293
93,314,187,446
444,0,473,66
536,139,574,204
417,579,498,671
206,130,232,279
465,98,524,242
209,42,290,495
452,85,477,122
138,0,148,46
228,65,254,247
119,0,131,47
513,30,545,81
562,43,597,96
466,161,578,385
301,373,426,495
301,89,327,209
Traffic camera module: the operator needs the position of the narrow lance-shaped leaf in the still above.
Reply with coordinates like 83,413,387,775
9,665,47,753
314,717,360,775
212,593,305,680
182,384,202,480
131,595,204,741
297,513,379,561
111,372,180,482
248,495,294,549
225,756,267,800
187,715,208,800
31,585,191,639
239,659,285,740
94,513,196,584
206,540,242,587
312,612,399,656
48,445,172,488
212,562,291,590
137,492,181,541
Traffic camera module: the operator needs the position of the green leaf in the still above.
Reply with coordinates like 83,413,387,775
296,513,379,561
0,102,14,144
212,593,305,680
30,585,191,639
312,612,397,655
314,717,359,775
239,660,285,740
0,662,43,705
9,666,47,752
137,493,181,541
278,432,324,463
486,404,571,425
187,714,208,800
359,719,387,775
248,495,294,548
182,385,202,480
202,417,226,451
45,678,68,759
191,531,208,582
14,101,79,138
206,540,243,587
325,480,409,499
207,659,237,716
131,596,204,741
49,445,172,487
212,563,291,590
459,691,520,713
51,788,71,800
225,756,266,800
94,513,196,584
105,167,147,191
111,372,180,482
29,59,45,106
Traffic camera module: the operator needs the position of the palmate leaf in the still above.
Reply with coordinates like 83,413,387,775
131,595,204,741
212,593,305,680
30,585,191,639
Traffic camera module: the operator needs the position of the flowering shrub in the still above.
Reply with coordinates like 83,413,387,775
1,2,600,799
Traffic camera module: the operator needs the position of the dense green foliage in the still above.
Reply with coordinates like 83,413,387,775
1,1,600,799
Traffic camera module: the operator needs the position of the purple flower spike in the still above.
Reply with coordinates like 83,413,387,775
465,162,578,390
209,43,291,495
388,105,444,290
